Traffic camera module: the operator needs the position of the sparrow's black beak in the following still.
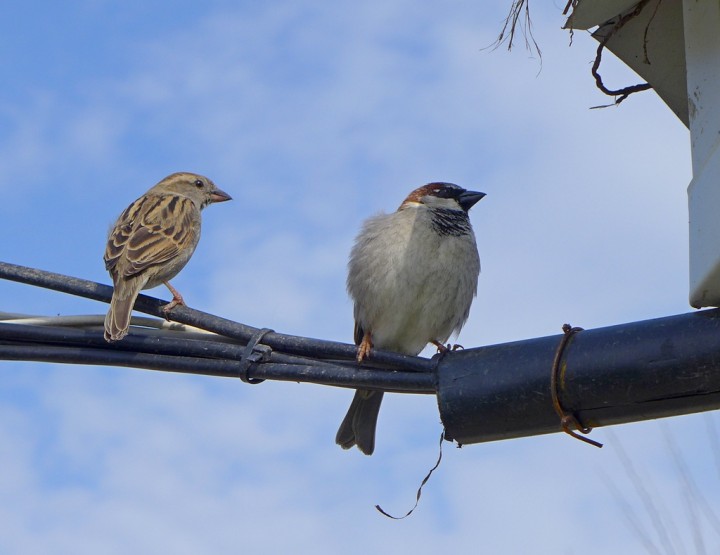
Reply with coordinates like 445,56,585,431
458,190,485,211
210,188,232,203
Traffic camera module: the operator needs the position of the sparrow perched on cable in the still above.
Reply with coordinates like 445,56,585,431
103,172,232,342
336,182,484,455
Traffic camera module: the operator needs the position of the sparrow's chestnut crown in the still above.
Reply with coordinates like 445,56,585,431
401,182,485,212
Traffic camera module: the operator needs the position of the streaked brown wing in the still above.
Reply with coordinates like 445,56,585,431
104,196,149,272
106,194,197,278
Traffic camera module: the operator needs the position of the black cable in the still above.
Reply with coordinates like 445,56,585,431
0,345,436,392
0,261,434,373
0,322,362,372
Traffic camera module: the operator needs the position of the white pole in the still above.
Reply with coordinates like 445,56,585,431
685,0,720,307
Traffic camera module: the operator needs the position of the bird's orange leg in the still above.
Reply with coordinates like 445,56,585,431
432,340,449,353
161,281,186,318
357,331,373,363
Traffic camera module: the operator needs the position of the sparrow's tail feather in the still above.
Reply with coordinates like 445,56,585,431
104,280,142,342
335,389,384,456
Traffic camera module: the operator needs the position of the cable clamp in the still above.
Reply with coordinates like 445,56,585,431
239,328,274,384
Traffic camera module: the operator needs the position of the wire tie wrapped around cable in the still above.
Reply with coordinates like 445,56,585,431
239,328,274,384
550,323,603,448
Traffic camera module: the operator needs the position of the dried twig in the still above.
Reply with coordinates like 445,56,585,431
488,0,541,60
590,0,655,108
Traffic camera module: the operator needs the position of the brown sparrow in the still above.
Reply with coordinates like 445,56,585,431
336,182,484,455
104,172,232,342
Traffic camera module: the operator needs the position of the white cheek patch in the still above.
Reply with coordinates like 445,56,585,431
422,196,461,210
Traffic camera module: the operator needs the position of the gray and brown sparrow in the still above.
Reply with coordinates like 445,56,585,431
104,172,232,342
336,182,484,455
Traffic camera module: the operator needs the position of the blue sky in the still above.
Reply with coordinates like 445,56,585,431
1,1,716,553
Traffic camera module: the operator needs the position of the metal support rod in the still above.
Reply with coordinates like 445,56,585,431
437,309,720,445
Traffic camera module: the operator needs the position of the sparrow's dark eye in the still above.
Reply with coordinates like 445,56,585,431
194,179,204,188
434,185,462,199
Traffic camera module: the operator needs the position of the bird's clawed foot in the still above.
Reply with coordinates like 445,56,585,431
357,331,373,363
432,340,464,354
161,281,186,319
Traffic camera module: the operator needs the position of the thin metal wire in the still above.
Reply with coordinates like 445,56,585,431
550,324,603,448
